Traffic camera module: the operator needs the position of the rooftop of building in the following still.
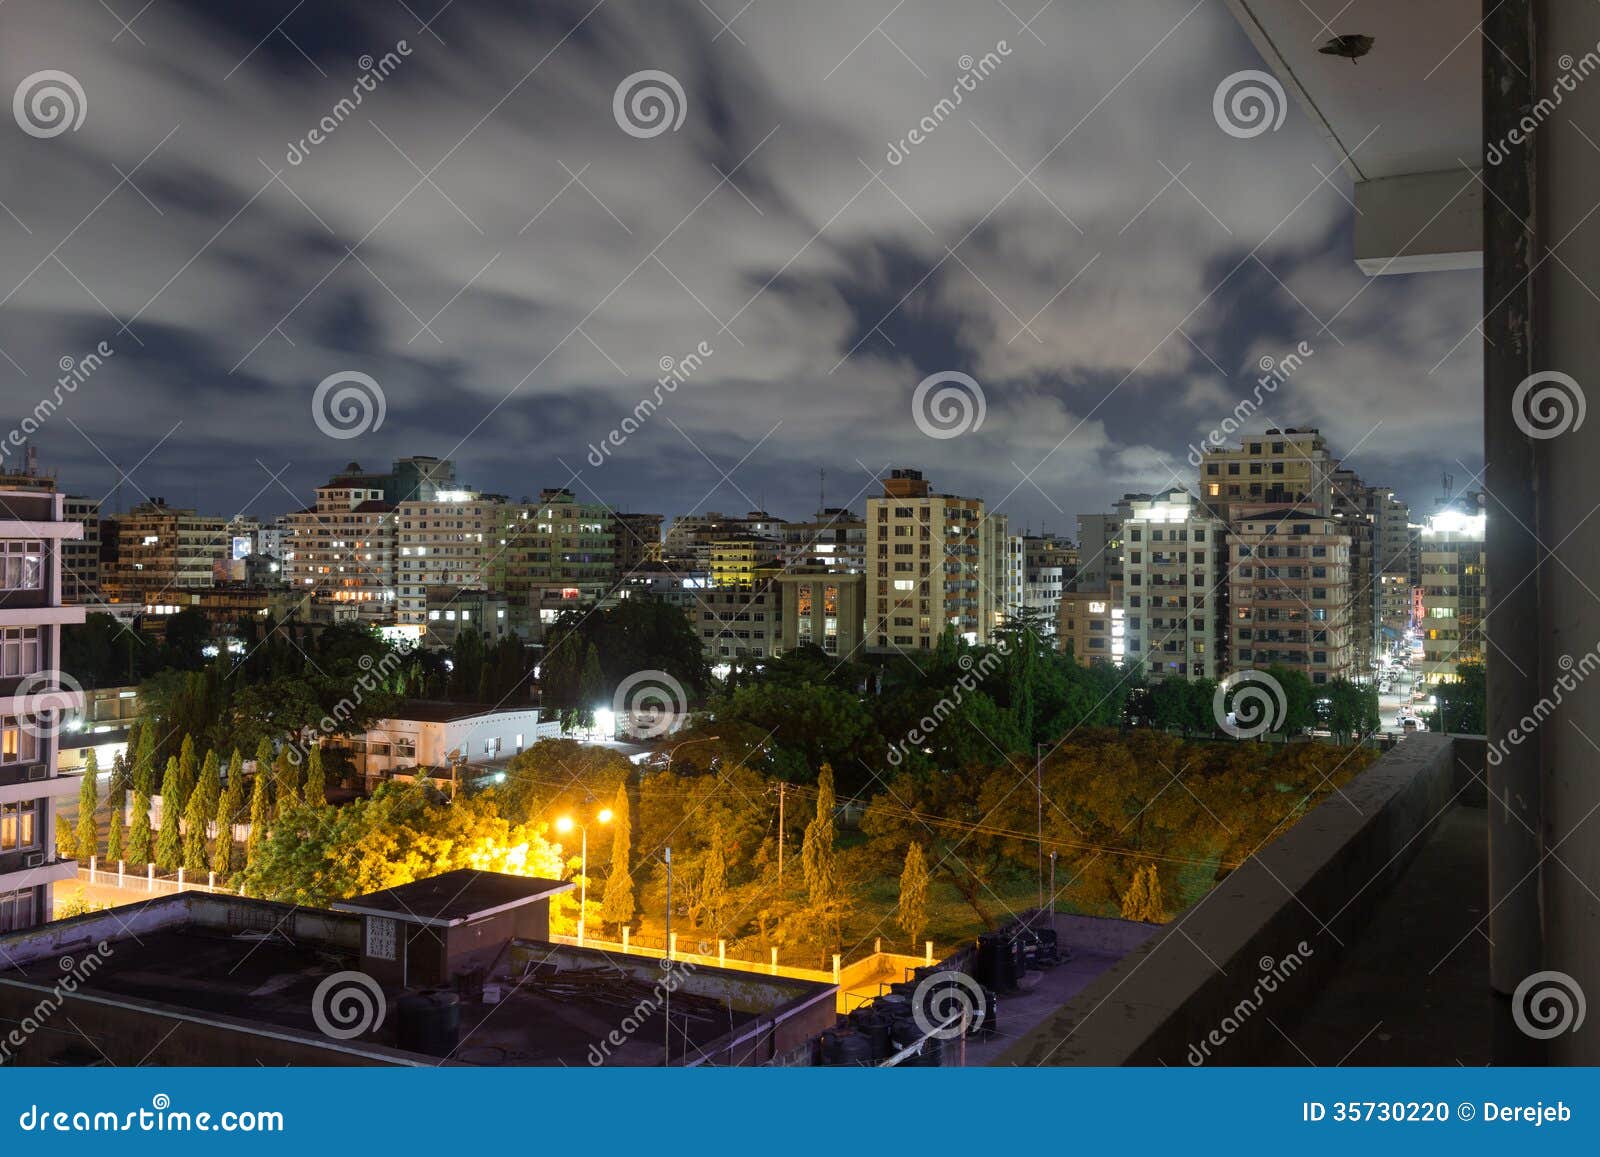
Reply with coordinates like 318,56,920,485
0,891,833,1067
383,698,539,724
332,869,570,927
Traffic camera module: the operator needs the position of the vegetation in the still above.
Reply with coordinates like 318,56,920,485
1426,661,1486,734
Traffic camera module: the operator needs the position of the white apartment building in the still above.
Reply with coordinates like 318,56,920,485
1419,508,1487,683
395,492,504,626
1120,489,1223,680
1,489,85,932
866,469,998,650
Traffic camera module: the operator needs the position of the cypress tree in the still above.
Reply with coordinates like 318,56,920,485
302,746,326,808
197,749,222,816
601,784,634,930
802,764,839,911
212,750,246,877
132,724,159,795
154,757,183,870
181,773,210,873
176,735,198,809
74,750,100,863
106,754,127,862
127,790,153,865
897,841,931,951
274,748,301,808
245,768,272,868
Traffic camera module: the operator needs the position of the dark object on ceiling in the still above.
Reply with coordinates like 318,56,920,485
1319,34,1375,63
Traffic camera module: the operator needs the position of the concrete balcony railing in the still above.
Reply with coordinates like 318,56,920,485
1001,733,1496,1066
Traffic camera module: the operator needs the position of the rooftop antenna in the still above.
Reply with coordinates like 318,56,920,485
818,468,825,516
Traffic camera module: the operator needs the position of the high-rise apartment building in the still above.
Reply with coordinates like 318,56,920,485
1120,490,1223,680
1418,508,1486,683
281,469,397,623
1020,534,1075,635
60,496,101,605
866,468,997,650
0,487,85,931
1227,508,1354,684
395,492,504,626
1199,427,1335,523
492,489,614,633
662,511,784,570
105,500,230,602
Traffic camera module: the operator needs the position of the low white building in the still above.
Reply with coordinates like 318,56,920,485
332,700,561,786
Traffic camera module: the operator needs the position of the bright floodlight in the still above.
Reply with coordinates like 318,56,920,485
555,816,574,834
598,808,614,824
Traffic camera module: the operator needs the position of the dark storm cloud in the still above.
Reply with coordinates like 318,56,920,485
0,0,1481,528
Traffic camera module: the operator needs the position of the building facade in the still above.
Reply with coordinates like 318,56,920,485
1058,581,1124,665
1418,509,1486,683
1226,508,1354,684
775,569,866,660
105,500,230,601
0,488,85,932
281,470,398,623
1121,489,1223,680
866,469,997,651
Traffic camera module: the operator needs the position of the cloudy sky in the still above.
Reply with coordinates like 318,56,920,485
0,0,1482,532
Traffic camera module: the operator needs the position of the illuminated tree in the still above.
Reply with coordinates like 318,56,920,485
302,745,327,808
275,748,301,808
153,757,183,870
127,789,153,865
132,723,159,795
212,750,246,877
245,767,272,868
600,784,634,931
106,754,126,862
1120,863,1167,923
896,841,931,951
176,734,198,809
74,750,99,862
695,821,729,935
181,769,210,873
801,765,841,942
197,749,222,817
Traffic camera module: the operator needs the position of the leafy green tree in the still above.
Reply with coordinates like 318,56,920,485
1428,662,1486,733
246,768,272,869
154,757,183,870
127,790,153,865
252,736,274,802
896,841,931,951
1120,863,1167,922
601,784,634,931
75,750,100,862
275,748,301,808
303,746,327,808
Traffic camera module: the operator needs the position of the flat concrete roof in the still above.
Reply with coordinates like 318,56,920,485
332,869,571,927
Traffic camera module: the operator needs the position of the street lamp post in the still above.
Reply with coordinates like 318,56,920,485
556,807,613,947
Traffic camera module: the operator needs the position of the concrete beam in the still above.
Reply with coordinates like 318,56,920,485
1354,170,1484,276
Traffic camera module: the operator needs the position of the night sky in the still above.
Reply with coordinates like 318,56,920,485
0,0,1482,531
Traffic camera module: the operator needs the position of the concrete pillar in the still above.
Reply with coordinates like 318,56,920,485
832,953,841,982
88,855,96,883
117,860,124,886
1483,0,1544,1007
208,871,215,889
622,926,629,952
176,866,184,888
718,939,726,966
1531,0,1600,1064
925,940,933,964
769,947,778,975
146,863,154,892
667,931,677,960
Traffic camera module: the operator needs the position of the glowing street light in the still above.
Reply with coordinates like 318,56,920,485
556,808,613,946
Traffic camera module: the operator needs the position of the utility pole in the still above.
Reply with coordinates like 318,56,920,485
776,782,785,884
663,844,672,1067
1035,743,1045,920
